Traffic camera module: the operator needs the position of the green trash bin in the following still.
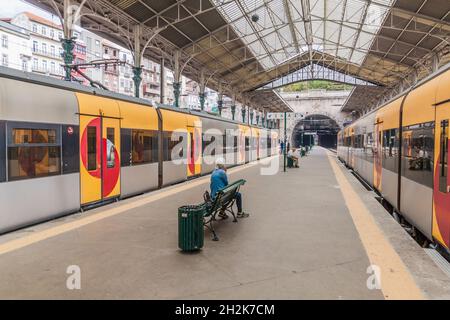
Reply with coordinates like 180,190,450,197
178,203,205,251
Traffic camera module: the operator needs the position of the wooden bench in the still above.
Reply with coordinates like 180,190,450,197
203,179,246,241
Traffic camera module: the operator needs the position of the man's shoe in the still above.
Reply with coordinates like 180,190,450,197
237,212,249,218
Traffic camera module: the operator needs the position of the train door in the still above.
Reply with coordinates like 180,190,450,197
187,124,201,177
433,103,450,249
80,115,121,205
374,119,383,191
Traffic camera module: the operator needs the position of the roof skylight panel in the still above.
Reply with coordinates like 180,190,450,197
288,0,303,21
325,21,342,43
326,0,345,21
215,1,242,21
344,0,367,23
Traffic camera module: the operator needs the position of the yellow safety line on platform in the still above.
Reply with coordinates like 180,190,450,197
326,151,425,300
0,159,266,256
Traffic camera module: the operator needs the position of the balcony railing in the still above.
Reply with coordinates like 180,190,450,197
32,48,62,60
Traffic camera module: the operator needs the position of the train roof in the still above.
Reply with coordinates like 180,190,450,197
340,61,450,132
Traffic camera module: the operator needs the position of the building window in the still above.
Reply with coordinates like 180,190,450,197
32,24,37,33
50,45,55,57
50,29,54,38
1,35,8,48
50,62,55,74
42,43,47,54
7,124,61,181
95,40,100,46
22,60,28,71
33,58,38,70
42,60,47,71
58,32,62,39
42,26,46,36
2,54,8,67
32,41,38,52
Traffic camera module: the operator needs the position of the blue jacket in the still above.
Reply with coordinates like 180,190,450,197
210,169,228,199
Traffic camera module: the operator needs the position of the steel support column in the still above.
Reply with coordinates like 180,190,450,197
62,0,74,81
61,38,75,81
217,82,223,116
199,69,206,111
160,58,165,104
132,24,143,98
284,112,287,172
173,50,181,108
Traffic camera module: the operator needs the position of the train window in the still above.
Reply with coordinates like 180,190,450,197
0,121,5,182
366,133,374,163
202,134,217,156
13,128,56,144
439,120,448,193
62,125,79,174
401,122,434,188
107,128,115,144
87,126,97,171
7,123,61,181
120,129,132,167
222,135,227,154
190,132,194,160
131,130,153,165
163,131,184,161
381,129,398,173
106,128,116,168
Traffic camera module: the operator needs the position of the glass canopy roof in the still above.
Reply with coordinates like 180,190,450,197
213,0,395,70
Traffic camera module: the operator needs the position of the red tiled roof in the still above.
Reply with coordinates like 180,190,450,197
23,12,62,30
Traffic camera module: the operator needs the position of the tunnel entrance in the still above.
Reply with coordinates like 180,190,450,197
292,114,340,149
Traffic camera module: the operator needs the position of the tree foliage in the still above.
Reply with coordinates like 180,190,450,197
282,80,353,92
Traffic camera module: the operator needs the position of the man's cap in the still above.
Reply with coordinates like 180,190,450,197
215,157,225,166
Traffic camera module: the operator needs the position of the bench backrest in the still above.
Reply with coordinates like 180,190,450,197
209,179,246,212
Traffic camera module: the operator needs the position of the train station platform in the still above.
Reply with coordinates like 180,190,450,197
0,147,449,299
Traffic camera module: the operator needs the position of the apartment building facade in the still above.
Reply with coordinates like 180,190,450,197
78,28,103,84
102,40,120,92
0,20,32,72
12,12,64,77
3,11,220,112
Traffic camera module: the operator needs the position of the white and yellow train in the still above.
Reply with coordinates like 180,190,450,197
0,66,278,234
338,63,450,253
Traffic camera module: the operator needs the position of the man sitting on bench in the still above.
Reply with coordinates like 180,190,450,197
210,158,249,219
287,148,300,168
